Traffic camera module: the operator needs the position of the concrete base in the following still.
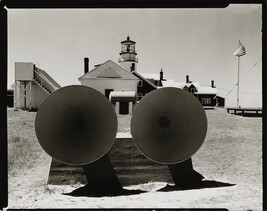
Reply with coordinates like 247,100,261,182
47,133,173,186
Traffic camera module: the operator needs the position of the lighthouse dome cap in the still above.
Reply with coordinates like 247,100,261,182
121,36,136,44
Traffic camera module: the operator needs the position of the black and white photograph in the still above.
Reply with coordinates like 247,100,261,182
5,3,262,210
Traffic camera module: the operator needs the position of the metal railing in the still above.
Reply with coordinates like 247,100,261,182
118,58,138,62
34,70,58,93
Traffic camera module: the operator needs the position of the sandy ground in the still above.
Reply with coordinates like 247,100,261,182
7,107,262,210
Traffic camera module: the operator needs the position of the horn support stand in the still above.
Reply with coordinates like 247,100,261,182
168,158,204,188
36,85,228,195
131,87,208,190
158,158,204,191
35,85,143,196
65,154,144,197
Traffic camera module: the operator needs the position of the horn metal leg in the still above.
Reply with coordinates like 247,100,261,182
64,154,145,197
168,158,204,187
159,157,235,191
157,158,204,191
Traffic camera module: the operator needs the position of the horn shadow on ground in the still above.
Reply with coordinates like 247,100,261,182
158,180,235,192
63,185,145,197
63,158,234,196
157,158,236,192
63,180,234,197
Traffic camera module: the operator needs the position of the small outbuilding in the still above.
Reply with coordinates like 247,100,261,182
109,91,136,115
14,62,61,110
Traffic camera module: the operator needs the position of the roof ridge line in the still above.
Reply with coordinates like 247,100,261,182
132,71,157,89
78,60,110,80
98,66,122,78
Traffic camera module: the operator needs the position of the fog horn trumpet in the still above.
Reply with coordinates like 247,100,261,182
35,85,143,196
131,87,208,190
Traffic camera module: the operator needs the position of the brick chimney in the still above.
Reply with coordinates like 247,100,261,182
160,69,163,81
186,75,190,83
84,57,89,74
130,63,135,72
211,80,215,88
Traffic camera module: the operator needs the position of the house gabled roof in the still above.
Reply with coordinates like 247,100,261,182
162,80,217,94
161,80,178,87
180,82,200,89
139,73,160,81
197,86,217,94
78,60,139,80
132,71,158,89
162,80,200,89
188,83,198,91
98,67,121,78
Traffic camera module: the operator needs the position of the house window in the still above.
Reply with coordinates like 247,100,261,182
137,93,143,97
138,80,143,87
207,98,211,104
105,89,113,99
190,88,196,93
202,98,211,105
137,93,143,100
183,86,188,91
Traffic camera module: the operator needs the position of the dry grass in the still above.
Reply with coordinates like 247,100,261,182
8,109,50,177
7,107,262,210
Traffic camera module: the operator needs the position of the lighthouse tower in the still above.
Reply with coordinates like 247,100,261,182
118,36,138,72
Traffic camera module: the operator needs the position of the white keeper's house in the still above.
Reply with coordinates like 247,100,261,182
78,59,140,115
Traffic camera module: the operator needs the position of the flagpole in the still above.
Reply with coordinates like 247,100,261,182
233,40,245,108
237,56,240,108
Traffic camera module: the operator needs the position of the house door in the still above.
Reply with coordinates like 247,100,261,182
105,89,113,100
119,102,129,114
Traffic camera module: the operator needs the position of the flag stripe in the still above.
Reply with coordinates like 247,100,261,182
233,45,246,57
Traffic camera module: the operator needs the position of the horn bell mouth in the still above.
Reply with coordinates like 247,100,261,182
35,85,118,165
131,87,207,165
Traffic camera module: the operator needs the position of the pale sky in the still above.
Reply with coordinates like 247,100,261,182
7,4,262,107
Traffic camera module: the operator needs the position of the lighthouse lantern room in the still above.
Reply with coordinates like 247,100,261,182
119,36,138,72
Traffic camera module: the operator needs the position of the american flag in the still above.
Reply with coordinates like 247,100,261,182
233,41,246,57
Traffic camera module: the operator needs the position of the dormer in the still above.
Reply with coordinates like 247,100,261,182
188,84,197,93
